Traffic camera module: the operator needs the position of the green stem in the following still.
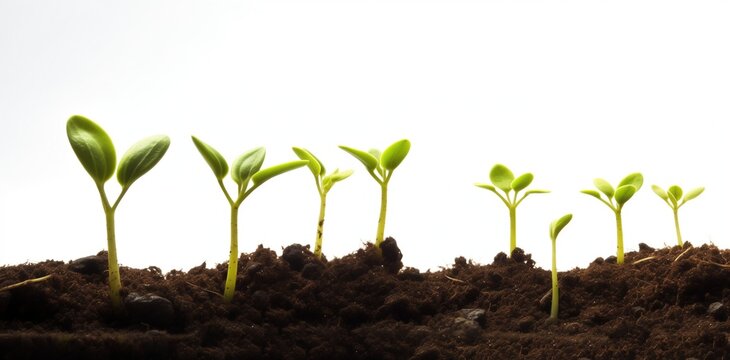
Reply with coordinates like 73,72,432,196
550,238,559,320
615,209,624,265
96,183,122,312
314,194,327,258
375,182,388,247
673,208,682,247
223,205,239,302
509,206,517,254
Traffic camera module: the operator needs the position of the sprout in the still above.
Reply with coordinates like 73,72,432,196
339,139,410,247
581,173,643,265
67,115,170,312
192,136,308,302
549,213,572,321
475,164,549,254
652,184,704,246
293,147,353,259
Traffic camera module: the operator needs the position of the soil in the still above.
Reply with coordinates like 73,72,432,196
1,238,728,360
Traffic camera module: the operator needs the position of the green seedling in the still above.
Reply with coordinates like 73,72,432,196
293,147,353,259
475,164,549,254
549,213,572,321
67,115,170,312
652,184,704,246
192,136,308,302
581,173,643,265
339,139,410,247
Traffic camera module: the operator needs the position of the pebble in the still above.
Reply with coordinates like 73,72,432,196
68,255,107,275
452,317,481,344
457,308,486,327
125,292,175,328
707,302,727,321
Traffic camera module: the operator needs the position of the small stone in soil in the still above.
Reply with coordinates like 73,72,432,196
517,315,535,332
451,317,481,344
605,256,617,264
68,254,107,275
124,292,175,328
281,244,310,272
457,308,486,327
707,302,727,321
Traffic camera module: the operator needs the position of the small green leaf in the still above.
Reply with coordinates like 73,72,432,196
231,147,265,185
618,172,643,191
381,139,411,171
475,183,496,192
339,146,379,173
683,187,705,202
524,189,550,195
490,164,514,192
667,190,678,207
251,160,309,186
550,213,573,241
651,185,668,200
191,136,228,180
368,149,382,161
292,147,323,178
593,178,614,199
668,185,683,203
117,135,170,187
581,190,602,200
511,173,534,192
614,185,637,205
66,115,117,184
323,169,353,192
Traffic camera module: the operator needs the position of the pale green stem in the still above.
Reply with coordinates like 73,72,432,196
673,208,682,247
223,205,239,302
550,238,559,320
375,182,388,247
96,183,122,312
509,206,517,254
314,194,327,258
615,209,624,265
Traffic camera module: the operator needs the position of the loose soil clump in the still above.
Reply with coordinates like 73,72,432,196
1,238,728,359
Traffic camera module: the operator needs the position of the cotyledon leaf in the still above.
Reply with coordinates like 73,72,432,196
66,115,117,184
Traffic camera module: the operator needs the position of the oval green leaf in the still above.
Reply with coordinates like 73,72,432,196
683,187,705,202
593,178,614,199
292,147,323,178
231,147,266,185
192,136,228,180
550,213,573,241
251,160,309,186
117,135,170,187
490,164,514,192
511,173,534,192
475,183,496,192
614,185,637,205
66,115,117,184
651,185,668,200
619,172,644,191
381,139,411,171
668,185,683,203
580,190,602,200
339,145,379,172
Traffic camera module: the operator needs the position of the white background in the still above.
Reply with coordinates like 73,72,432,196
1,1,728,273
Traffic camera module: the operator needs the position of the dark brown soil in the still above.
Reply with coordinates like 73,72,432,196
1,238,728,359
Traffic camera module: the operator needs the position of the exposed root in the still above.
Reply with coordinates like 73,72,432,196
698,260,730,269
674,246,693,262
444,274,466,284
185,281,224,298
632,256,656,265
0,274,52,292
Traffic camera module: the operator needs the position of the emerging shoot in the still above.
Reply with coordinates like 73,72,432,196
192,136,308,302
549,213,572,321
339,139,410,247
67,115,170,312
652,184,704,246
293,147,352,259
581,172,643,265
475,164,549,254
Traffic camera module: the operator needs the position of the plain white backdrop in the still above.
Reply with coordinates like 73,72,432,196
1,1,728,273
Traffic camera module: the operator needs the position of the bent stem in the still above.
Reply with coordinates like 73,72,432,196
314,194,327,258
224,205,240,302
673,209,682,246
615,209,624,265
550,238,558,320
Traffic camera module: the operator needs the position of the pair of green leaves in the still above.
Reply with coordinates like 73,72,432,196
581,173,643,209
67,115,170,190
191,136,308,202
339,139,411,183
475,164,549,206
293,147,352,194
652,185,704,210
550,214,573,242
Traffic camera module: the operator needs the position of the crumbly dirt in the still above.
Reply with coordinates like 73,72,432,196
1,238,728,360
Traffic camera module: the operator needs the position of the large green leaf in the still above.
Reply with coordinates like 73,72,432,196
292,147,323,178
593,178,614,199
231,147,266,185
339,145,379,172
380,139,411,171
490,164,514,193
668,185,683,203
581,190,602,200
117,135,170,187
651,185,668,200
619,172,643,191
191,136,229,180
511,173,534,192
251,160,308,186
550,213,573,241
683,187,705,202
614,185,637,205
66,115,117,184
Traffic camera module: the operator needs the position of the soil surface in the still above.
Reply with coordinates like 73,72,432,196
1,238,729,359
